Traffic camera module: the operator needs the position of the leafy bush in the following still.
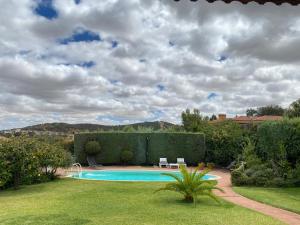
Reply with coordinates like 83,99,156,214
85,141,101,155
256,119,300,167
206,121,245,166
0,136,72,189
120,149,134,164
155,165,223,206
231,138,300,187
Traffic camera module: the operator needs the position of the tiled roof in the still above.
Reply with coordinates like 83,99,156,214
233,115,283,122
174,0,300,6
253,115,283,121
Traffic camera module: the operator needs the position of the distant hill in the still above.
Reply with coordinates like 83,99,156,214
20,121,179,133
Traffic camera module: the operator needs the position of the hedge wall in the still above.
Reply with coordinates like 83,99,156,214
256,119,300,167
74,132,205,165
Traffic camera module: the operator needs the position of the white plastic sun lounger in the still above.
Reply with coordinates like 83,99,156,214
169,158,187,169
159,158,169,168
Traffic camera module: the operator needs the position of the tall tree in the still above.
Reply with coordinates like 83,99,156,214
286,99,300,118
246,108,257,117
181,109,210,133
210,114,217,121
256,105,285,116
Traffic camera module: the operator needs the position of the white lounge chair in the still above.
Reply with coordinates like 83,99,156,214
169,158,187,169
159,158,169,168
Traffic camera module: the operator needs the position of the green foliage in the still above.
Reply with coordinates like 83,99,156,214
74,132,206,165
256,119,300,167
286,98,300,118
246,108,258,117
85,141,101,155
0,136,72,189
256,105,285,116
232,136,300,187
34,142,72,179
122,126,136,132
206,121,245,166
210,114,217,121
181,109,211,133
62,139,74,155
120,149,134,164
155,165,223,206
181,109,245,166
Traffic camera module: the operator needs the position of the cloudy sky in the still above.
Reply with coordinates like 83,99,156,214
0,0,300,130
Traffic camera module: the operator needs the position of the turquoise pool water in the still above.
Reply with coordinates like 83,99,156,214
71,170,218,182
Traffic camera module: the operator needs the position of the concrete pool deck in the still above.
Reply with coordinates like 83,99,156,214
62,166,300,225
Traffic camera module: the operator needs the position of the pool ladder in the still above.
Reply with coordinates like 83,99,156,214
71,163,82,177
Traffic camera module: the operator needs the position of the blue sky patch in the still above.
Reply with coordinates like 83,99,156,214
157,84,165,91
59,29,101,45
111,40,118,48
217,55,227,62
60,61,95,68
139,59,147,63
74,0,80,4
34,0,58,20
207,92,218,100
77,61,95,68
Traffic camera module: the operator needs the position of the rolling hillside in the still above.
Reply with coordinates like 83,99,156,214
19,121,179,133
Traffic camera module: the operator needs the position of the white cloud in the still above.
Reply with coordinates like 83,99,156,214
0,0,300,129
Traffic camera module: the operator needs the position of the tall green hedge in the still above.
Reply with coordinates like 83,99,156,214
256,118,300,167
74,132,205,165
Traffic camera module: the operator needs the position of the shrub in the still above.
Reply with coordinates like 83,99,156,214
34,142,72,179
120,149,134,164
206,121,245,167
155,165,223,206
231,170,249,186
85,141,101,155
0,136,72,189
231,138,300,187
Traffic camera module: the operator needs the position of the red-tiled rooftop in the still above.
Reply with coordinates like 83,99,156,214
174,0,300,6
233,115,283,122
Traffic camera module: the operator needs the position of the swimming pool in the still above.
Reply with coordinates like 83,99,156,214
70,170,219,182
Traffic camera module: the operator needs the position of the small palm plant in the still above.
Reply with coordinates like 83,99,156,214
155,165,223,206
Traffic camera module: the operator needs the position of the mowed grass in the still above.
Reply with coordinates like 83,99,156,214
0,179,285,225
234,186,300,214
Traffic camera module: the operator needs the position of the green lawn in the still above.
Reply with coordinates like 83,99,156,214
0,179,285,225
234,187,300,214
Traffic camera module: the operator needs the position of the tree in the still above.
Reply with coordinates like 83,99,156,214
181,109,210,133
286,99,300,118
256,105,285,116
210,114,217,121
246,108,257,117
